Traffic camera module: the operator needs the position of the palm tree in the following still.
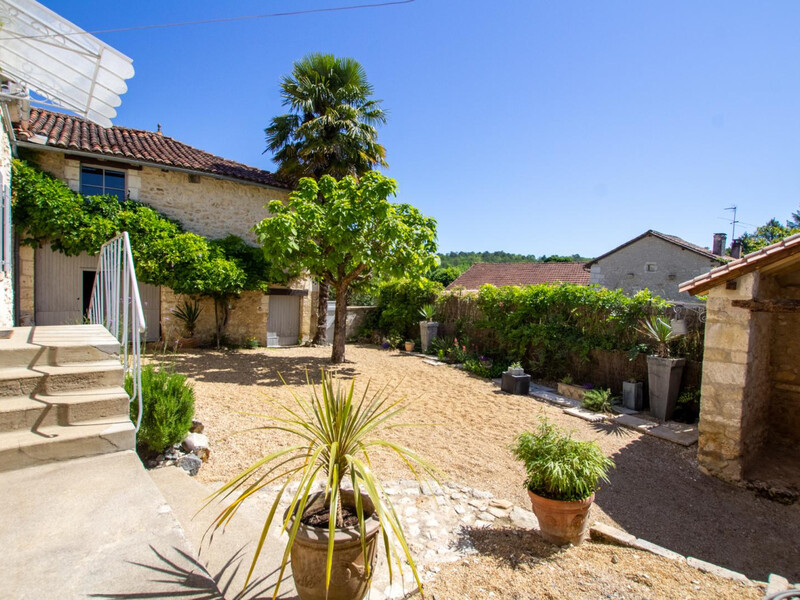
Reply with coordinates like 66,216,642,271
266,53,388,344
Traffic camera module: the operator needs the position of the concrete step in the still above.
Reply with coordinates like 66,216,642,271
0,386,131,432
0,325,119,369
0,360,124,397
0,451,219,598
150,466,299,599
0,416,135,472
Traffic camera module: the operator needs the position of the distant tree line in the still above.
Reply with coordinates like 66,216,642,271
426,251,592,286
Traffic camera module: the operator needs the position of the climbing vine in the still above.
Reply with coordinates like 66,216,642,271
12,159,286,345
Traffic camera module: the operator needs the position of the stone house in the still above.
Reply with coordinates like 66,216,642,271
586,230,728,302
9,108,314,346
680,232,800,492
445,262,590,292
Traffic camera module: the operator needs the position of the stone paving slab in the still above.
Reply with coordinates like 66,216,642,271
646,423,699,446
564,407,608,423
687,556,751,583
614,413,659,431
422,359,446,367
611,404,639,415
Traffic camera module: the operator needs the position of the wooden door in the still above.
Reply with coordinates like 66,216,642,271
266,295,300,347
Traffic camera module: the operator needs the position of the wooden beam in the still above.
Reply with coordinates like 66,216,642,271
267,287,308,297
731,299,800,312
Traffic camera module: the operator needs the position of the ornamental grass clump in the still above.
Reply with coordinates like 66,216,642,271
204,370,438,597
511,419,614,502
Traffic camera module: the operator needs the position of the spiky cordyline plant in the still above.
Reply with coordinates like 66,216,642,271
203,370,437,598
638,315,679,358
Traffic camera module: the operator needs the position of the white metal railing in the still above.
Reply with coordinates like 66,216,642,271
87,232,146,432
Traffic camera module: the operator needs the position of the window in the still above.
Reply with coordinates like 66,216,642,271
645,263,658,272
1,171,10,274
80,166,126,201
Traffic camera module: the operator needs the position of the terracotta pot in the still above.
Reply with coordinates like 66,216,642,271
527,490,594,545
286,490,381,600
177,336,199,349
404,341,415,352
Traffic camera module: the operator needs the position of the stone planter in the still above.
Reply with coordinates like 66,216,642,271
286,490,381,600
528,490,594,546
419,321,438,353
622,381,644,411
646,356,686,422
502,371,531,395
557,382,589,401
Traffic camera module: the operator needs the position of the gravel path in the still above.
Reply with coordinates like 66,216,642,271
161,344,799,592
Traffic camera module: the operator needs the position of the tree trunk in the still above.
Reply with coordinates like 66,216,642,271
312,279,329,345
330,284,349,363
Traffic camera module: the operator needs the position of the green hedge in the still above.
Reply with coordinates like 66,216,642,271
364,278,443,340
471,284,670,378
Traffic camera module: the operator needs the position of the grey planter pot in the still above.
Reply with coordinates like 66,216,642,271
502,372,531,395
420,321,438,353
646,356,685,422
622,381,644,411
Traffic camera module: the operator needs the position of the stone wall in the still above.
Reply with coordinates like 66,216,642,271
0,113,12,326
29,151,287,243
590,235,722,301
161,275,314,347
697,272,772,482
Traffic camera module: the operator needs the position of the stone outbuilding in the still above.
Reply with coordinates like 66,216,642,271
587,230,728,302
681,233,800,491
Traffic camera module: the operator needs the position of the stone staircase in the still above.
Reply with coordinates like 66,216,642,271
0,325,135,471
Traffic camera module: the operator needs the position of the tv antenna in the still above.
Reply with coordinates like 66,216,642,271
724,205,740,240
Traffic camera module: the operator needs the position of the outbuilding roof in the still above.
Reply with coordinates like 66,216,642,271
680,232,800,296
445,262,590,291
585,230,725,267
15,108,288,189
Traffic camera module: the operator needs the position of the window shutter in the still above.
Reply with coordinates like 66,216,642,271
0,171,10,274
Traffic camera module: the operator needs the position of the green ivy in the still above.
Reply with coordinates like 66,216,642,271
364,278,443,339
12,159,276,296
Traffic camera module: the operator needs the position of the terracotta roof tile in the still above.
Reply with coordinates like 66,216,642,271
16,109,288,189
680,232,800,295
446,262,590,291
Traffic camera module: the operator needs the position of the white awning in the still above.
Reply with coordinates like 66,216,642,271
0,0,134,127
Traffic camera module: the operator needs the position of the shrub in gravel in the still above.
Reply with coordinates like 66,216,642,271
582,388,614,413
126,364,195,455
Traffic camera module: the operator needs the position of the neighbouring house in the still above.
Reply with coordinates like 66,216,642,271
10,108,314,346
680,232,800,491
586,230,728,302
445,262,590,292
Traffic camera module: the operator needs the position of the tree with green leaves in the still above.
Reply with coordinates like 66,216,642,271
739,218,800,254
265,53,388,345
254,173,438,363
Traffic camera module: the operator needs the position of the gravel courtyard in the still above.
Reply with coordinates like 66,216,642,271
162,344,799,596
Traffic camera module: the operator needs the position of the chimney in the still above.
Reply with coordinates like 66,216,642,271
730,239,742,259
156,123,162,135
712,233,727,256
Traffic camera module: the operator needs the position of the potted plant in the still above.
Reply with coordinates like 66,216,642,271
511,419,614,545
418,304,438,353
173,298,203,348
204,370,436,600
639,316,685,422
501,361,531,395
404,339,415,352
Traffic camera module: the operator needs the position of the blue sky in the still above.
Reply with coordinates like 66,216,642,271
40,1,800,257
